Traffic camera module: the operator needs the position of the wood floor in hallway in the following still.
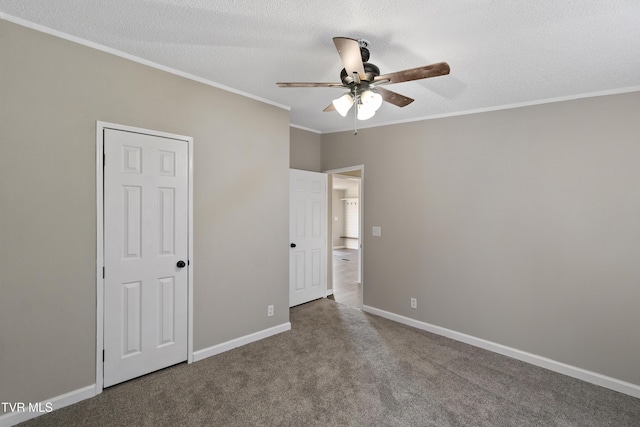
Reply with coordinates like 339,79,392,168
331,248,362,309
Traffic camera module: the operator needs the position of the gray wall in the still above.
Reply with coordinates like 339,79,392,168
289,127,322,172
321,92,640,386
0,20,290,408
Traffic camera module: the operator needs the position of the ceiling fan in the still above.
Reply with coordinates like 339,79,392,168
277,37,450,122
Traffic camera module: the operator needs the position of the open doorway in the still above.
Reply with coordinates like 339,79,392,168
325,166,363,309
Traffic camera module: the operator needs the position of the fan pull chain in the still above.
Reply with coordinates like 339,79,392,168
353,86,358,135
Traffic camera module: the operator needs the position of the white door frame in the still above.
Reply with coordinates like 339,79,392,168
323,165,364,304
95,121,194,393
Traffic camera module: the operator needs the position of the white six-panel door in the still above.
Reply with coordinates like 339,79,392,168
103,128,188,387
289,169,327,307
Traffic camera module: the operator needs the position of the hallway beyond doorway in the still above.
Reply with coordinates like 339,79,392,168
331,248,362,309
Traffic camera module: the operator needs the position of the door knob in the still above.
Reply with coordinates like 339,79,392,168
177,260,186,268
290,243,296,248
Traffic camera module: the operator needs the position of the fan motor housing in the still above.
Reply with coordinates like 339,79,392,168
340,62,380,85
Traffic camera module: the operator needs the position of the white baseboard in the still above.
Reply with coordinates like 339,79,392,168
192,322,291,362
0,384,96,427
362,305,640,399
326,288,334,297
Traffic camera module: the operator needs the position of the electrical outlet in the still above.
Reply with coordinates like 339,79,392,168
410,298,417,309
267,305,274,317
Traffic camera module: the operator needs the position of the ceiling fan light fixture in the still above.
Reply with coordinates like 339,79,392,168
360,90,383,112
277,37,450,126
332,93,354,117
357,103,376,120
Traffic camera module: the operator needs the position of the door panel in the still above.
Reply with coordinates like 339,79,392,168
158,188,176,255
158,276,176,346
122,281,142,356
104,129,188,387
289,169,327,307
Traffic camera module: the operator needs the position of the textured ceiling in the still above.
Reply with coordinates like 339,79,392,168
2,1,640,133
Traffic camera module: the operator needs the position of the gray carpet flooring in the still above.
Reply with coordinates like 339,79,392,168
20,298,640,426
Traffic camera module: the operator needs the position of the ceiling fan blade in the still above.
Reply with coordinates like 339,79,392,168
374,62,450,84
323,103,336,112
333,37,365,80
277,82,344,88
376,87,414,107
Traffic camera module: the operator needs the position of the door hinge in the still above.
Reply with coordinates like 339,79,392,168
102,267,105,278
102,350,105,362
